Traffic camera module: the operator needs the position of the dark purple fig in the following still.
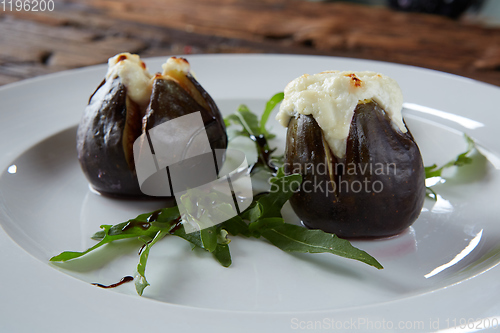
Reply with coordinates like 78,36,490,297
143,58,227,154
76,54,227,197
284,100,425,238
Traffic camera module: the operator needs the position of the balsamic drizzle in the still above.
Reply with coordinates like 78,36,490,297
249,133,278,174
92,276,134,289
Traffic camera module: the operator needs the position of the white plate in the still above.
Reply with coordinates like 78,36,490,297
1,54,500,332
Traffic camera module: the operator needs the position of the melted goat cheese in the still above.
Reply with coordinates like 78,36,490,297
106,53,153,107
161,56,191,75
276,71,406,158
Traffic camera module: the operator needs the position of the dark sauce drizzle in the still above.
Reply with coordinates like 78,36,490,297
249,134,278,174
169,216,183,234
122,220,151,231
92,276,134,289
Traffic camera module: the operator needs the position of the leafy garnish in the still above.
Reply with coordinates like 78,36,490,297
424,134,478,199
50,223,156,262
260,92,284,138
51,170,382,295
425,134,475,179
224,92,284,173
243,171,382,269
135,229,168,295
220,215,251,237
261,224,383,269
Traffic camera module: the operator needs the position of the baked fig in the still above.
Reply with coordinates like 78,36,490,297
277,71,425,238
76,53,227,196
143,58,227,154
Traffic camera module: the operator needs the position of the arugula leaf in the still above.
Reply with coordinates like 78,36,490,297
171,226,204,249
213,229,232,267
213,243,231,267
261,224,383,269
179,188,237,233
240,168,382,268
200,227,218,253
236,104,261,136
224,104,261,140
135,230,169,295
50,224,145,262
258,172,301,218
51,207,180,262
243,171,300,237
172,225,233,268
172,225,216,252
248,217,284,233
92,207,180,240
260,92,284,137
425,186,438,200
224,114,240,129
424,134,481,200
224,93,284,174
425,134,475,180
240,200,261,223
225,92,283,140
220,215,250,237
244,170,299,223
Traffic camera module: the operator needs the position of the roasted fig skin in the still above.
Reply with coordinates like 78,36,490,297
285,100,425,238
143,74,227,153
77,77,144,196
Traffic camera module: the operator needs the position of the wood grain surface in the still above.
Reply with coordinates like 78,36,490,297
0,0,499,86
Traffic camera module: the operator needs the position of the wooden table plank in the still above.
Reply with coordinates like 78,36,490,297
0,0,499,86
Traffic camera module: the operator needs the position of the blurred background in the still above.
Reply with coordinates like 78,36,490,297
0,0,499,86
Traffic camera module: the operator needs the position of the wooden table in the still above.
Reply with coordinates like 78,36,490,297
1,0,500,86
